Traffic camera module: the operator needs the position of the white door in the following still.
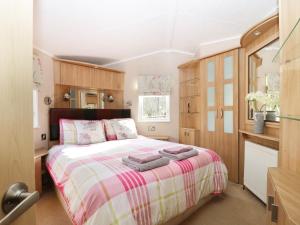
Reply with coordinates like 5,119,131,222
0,0,37,224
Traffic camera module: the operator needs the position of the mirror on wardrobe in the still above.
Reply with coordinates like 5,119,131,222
248,39,280,122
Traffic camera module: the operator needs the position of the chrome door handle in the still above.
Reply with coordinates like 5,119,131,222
271,203,278,223
267,196,274,211
0,182,39,225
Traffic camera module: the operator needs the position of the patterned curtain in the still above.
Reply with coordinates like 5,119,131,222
138,75,171,95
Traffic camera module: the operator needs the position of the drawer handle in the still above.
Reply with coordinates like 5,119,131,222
271,204,278,223
267,196,274,211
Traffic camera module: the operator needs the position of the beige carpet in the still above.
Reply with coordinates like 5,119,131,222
36,182,266,225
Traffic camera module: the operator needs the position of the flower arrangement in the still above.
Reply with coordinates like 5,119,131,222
245,91,280,112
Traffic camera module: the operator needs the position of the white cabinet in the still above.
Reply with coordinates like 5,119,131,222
244,141,278,203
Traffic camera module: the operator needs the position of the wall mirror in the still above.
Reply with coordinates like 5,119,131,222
248,39,280,122
68,88,105,109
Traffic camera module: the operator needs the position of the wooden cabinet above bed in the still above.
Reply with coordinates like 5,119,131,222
54,59,124,91
53,59,125,109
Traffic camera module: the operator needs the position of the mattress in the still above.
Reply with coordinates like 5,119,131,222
47,136,228,225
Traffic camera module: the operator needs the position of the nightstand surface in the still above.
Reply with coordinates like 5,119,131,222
34,148,48,159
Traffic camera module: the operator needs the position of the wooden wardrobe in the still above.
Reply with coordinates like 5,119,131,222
266,0,300,224
179,49,239,182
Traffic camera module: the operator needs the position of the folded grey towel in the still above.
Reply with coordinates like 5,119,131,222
159,149,199,160
122,157,170,172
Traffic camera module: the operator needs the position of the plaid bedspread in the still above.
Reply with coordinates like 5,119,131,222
46,136,228,225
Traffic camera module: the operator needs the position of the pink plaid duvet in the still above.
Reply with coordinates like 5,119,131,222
46,136,228,225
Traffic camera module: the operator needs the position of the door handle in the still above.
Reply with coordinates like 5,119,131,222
271,203,278,223
0,182,39,225
220,108,224,119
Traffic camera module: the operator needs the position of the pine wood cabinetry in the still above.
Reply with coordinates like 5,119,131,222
266,1,300,225
180,128,200,146
54,59,124,90
53,59,124,109
201,49,239,182
179,62,201,146
179,49,239,182
267,168,300,225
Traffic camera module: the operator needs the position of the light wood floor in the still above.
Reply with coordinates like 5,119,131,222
36,182,266,225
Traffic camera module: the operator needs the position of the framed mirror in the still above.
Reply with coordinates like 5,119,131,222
248,39,280,122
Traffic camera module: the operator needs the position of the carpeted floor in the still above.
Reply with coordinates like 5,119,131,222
36,182,266,225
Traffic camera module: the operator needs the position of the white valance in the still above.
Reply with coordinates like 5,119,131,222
138,75,171,96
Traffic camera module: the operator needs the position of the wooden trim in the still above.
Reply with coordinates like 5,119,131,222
239,130,279,142
54,58,124,73
177,47,240,69
240,14,279,47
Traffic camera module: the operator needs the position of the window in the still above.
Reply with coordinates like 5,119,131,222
138,95,170,122
33,89,39,128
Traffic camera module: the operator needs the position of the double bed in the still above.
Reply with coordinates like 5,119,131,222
47,109,228,225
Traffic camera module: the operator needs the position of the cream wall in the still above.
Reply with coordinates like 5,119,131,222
32,50,192,147
33,49,54,149
109,52,194,142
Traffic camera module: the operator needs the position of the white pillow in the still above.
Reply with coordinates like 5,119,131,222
60,119,106,145
110,118,138,140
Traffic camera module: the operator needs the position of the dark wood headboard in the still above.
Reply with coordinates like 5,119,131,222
49,108,131,141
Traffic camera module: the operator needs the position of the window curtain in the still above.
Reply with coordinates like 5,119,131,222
138,75,171,96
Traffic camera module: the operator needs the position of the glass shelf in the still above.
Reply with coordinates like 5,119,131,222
278,115,300,121
273,18,300,64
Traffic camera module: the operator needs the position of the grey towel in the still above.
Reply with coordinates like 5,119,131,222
122,157,170,172
159,149,199,160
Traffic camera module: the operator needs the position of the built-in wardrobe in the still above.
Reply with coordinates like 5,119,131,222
179,49,239,182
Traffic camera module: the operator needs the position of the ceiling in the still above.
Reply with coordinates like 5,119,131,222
34,0,278,65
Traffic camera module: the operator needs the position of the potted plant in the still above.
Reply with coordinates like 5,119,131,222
245,91,267,134
265,91,280,121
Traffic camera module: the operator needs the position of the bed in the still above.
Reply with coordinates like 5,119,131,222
47,108,228,225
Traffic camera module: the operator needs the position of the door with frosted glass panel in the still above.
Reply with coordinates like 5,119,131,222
218,49,239,182
202,56,219,151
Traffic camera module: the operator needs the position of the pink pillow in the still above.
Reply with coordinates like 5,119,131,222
103,119,117,141
110,118,138,140
59,119,106,145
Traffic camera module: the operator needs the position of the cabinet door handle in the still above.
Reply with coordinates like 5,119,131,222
267,196,274,211
187,102,191,113
220,108,224,119
271,204,278,223
216,109,218,119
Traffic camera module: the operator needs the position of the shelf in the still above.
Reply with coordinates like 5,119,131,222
239,130,279,142
278,115,300,121
273,18,300,64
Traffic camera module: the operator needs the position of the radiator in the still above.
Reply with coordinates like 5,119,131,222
244,141,278,203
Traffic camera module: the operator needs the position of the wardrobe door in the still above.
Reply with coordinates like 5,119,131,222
202,56,219,151
218,49,239,182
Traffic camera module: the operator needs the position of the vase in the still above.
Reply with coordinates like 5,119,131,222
253,112,265,134
266,111,277,121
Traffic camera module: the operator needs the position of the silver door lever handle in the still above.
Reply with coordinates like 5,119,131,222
0,182,39,225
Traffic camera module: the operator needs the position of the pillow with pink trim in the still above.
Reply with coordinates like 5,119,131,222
102,119,117,141
110,118,138,140
59,119,106,145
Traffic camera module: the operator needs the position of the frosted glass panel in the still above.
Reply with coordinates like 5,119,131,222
224,83,233,106
224,111,233,133
224,56,233,80
207,61,215,82
207,87,215,107
208,111,216,132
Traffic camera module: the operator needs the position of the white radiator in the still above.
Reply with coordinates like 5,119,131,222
244,141,278,203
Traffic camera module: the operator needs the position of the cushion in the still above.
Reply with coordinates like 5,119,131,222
110,118,138,140
59,119,106,145
103,119,117,141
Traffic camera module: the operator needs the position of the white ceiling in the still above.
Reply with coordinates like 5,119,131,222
34,0,278,65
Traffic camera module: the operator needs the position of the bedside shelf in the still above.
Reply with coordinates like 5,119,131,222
239,130,279,142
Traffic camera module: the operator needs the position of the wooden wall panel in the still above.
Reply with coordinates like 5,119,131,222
239,15,280,184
